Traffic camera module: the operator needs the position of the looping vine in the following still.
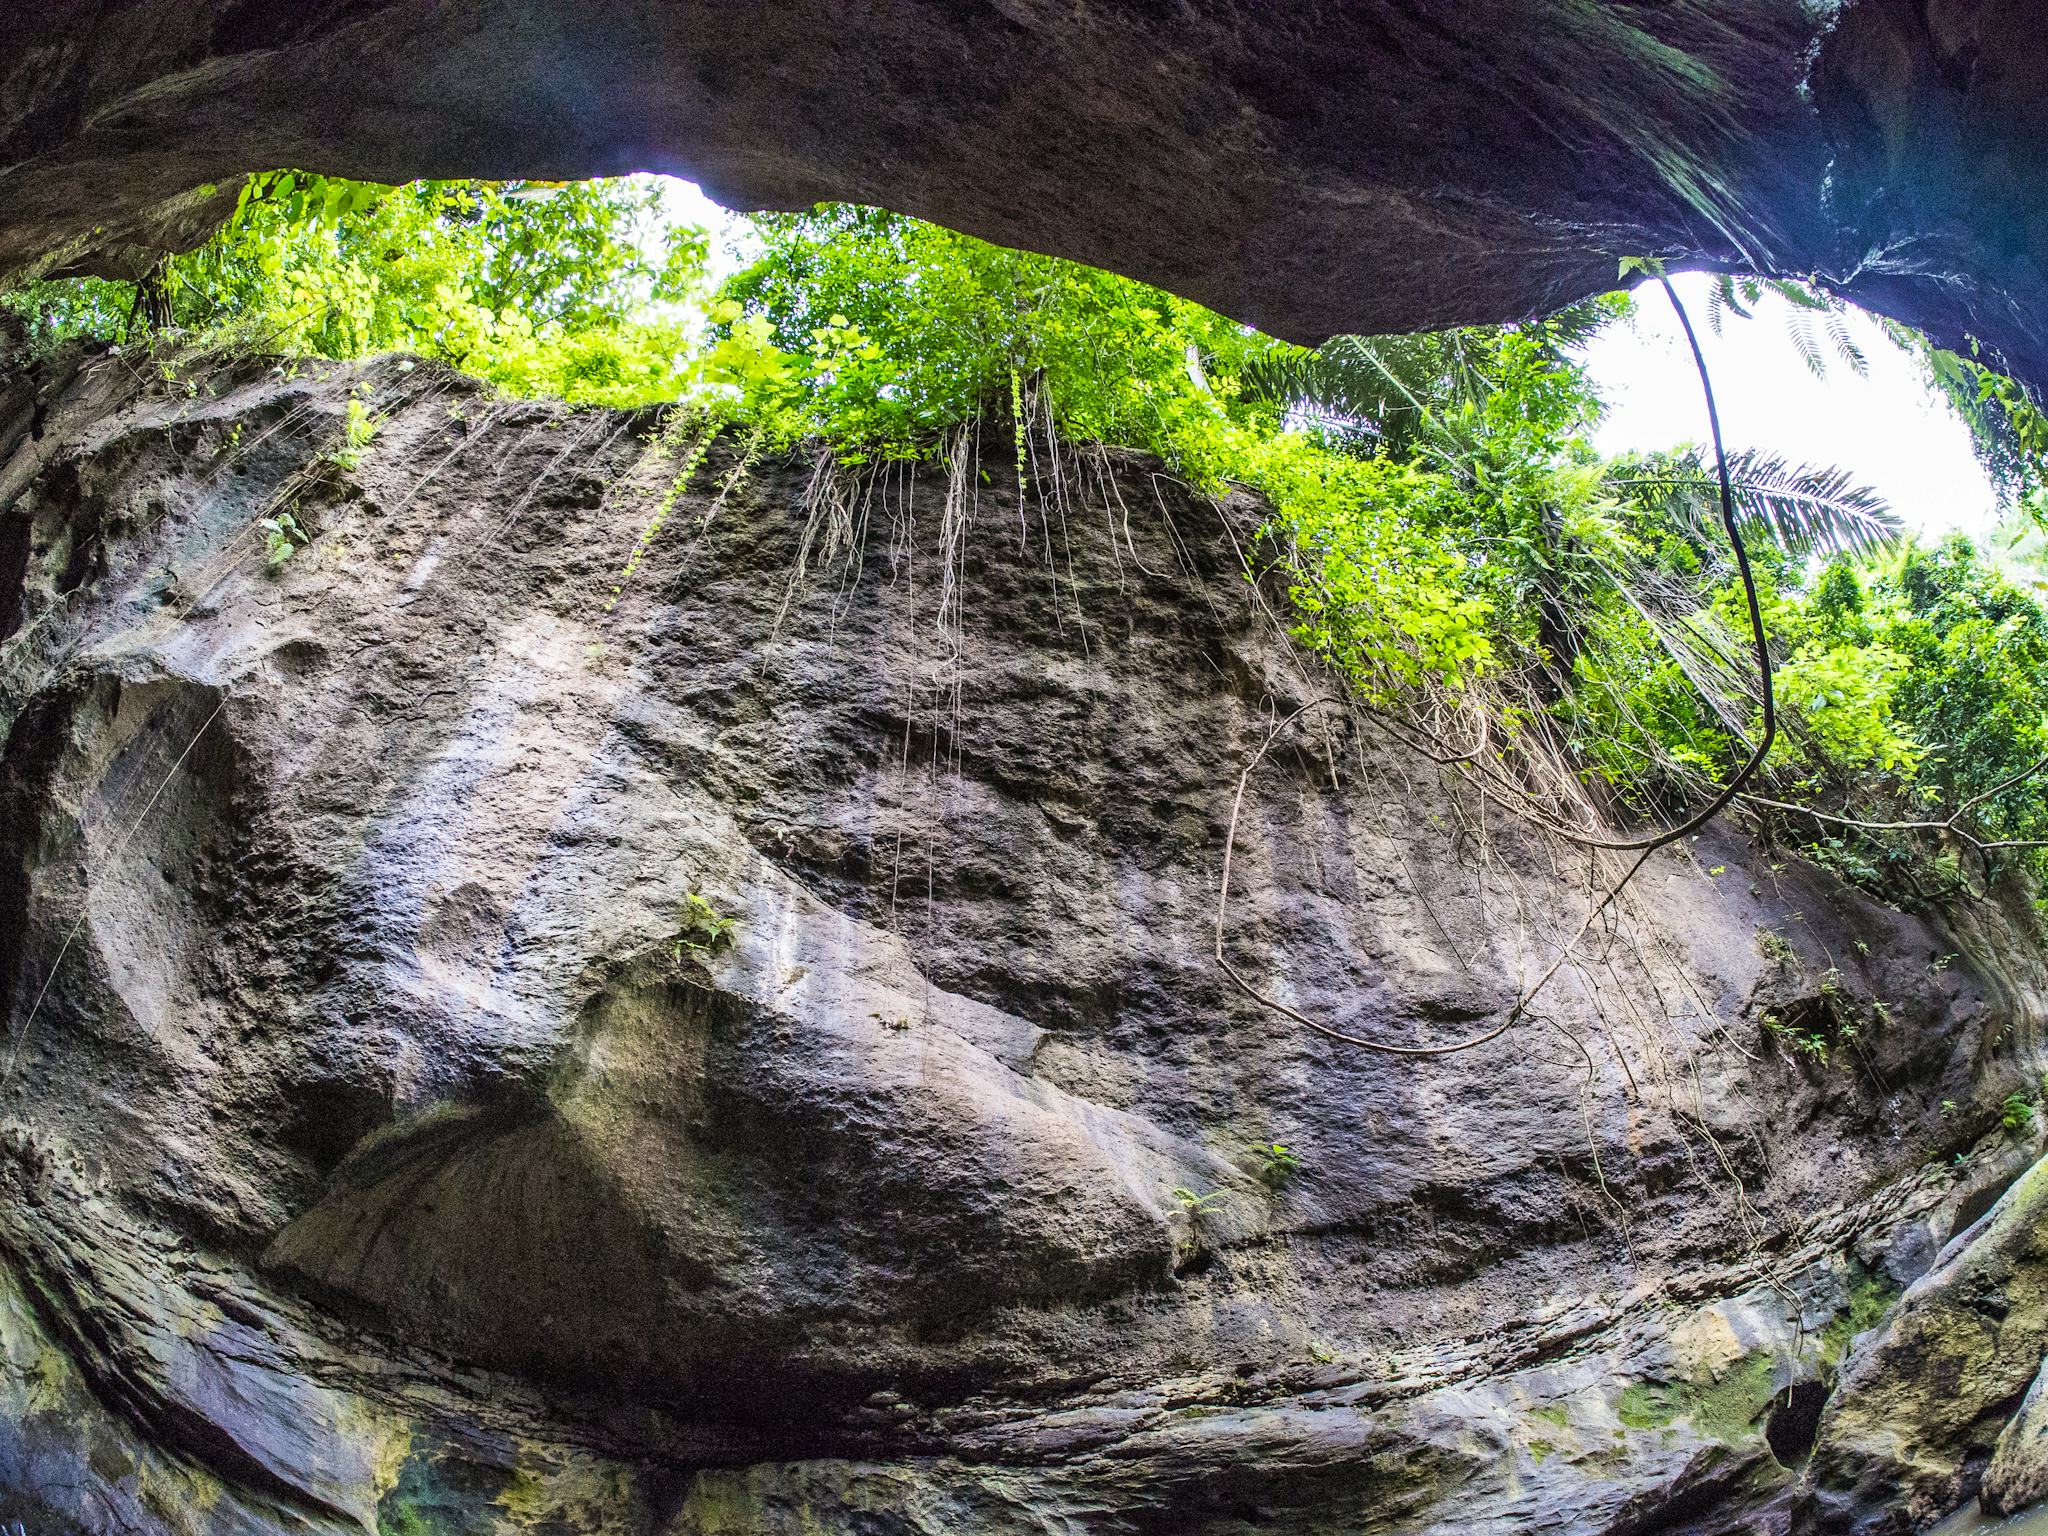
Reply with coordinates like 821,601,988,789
1215,274,1774,1054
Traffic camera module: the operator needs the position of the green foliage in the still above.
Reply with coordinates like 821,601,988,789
710,205,1280,466
1251,1143,1302,1188
7,171,710,407
260,510,309,569
1577,498,2048,892
0,276,136,358
1172,1186,1228,1217
1773,633,1919,776
1886,538,2048,825
1920,340,2048,510
2002,1092,2037,1134
1258,448,1498,698
674,892,736,965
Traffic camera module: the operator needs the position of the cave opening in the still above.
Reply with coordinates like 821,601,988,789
1765,1380,1830,1468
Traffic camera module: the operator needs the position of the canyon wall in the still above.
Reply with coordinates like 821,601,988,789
1,348,2046,1531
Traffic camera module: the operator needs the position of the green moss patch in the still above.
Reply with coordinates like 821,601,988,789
1616,1352,1780,1444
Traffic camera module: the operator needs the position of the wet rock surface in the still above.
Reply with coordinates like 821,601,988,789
1,349,2047,1531
4,4,2048,389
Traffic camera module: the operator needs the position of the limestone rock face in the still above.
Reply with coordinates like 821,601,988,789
4,3,2048,388
2,348,2048,1532
1984,1357,2048,1518
1807,1159,2048,1532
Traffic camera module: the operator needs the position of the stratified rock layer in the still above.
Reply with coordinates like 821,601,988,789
2,348,2047,1532
3,3,2048,388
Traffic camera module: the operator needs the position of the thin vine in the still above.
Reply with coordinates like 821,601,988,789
1214,272,1775,1055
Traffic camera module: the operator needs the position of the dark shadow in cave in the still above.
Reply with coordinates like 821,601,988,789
1766,1380,1830,1468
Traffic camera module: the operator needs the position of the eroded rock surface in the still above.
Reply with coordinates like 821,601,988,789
1984,1354,2048,1518
1807,1157,2048,1532
4,4,2048,388
2,349,2048,1531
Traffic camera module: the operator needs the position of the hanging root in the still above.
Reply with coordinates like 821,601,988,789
1215,698,1656,1056
772,446,865,637
933,419,977,764
1217,274,1775,1059
1211,275,1803,1286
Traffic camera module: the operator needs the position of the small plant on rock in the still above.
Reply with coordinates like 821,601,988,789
1761,1009,1833,1066
674,891,736,965
260,510,309,568
1168,1185,1229,1274
1756,928,1796,965
2001,1092,2037,1134
1252,1142,1302,1188
330,394,383,471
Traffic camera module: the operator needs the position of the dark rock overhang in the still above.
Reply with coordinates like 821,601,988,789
3,1,2045,385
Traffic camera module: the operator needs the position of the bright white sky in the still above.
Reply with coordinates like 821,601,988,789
646,180,2000,542
1580,272,2000,541
653,176,755,283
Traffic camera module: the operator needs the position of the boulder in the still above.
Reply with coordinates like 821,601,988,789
1806,1157,2048,1532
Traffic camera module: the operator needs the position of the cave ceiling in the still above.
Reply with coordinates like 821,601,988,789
2,2,2045,384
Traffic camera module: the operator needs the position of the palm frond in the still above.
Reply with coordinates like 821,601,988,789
1706,274,1760,336
1539,298,1621,352
1824,308,1868,377
1785,306,1827,379
1705,277,1728,336
1766,277,1835,313
1705,273,1872,378
1242,333,1486,458
1608,448,1901,558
